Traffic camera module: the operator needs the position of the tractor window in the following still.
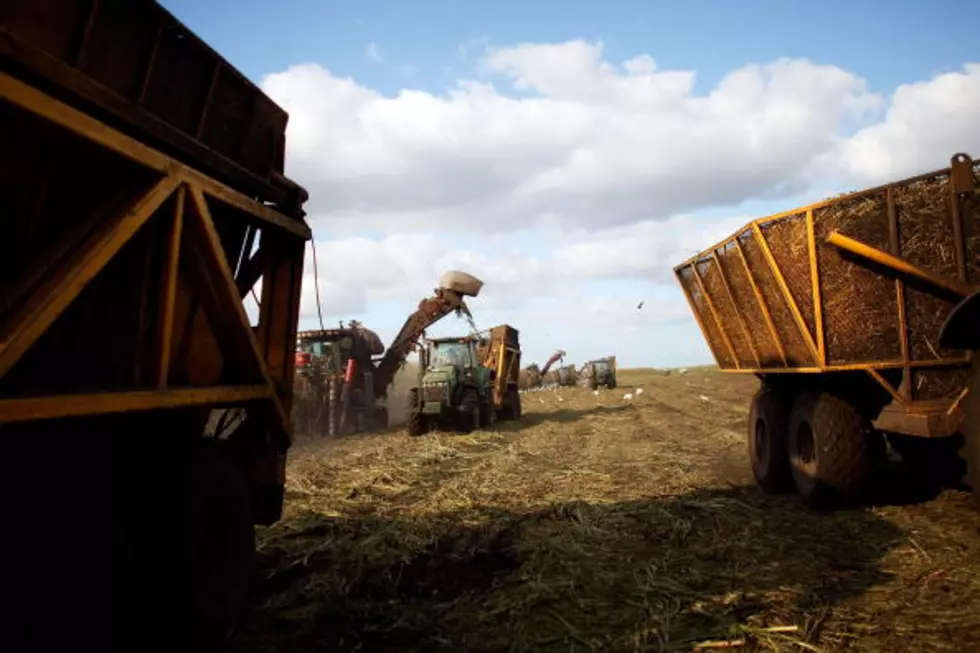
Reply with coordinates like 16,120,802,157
594,361,608,372
430,342,470,368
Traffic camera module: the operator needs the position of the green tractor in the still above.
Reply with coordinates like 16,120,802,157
582,356,618,390
407,325,522,435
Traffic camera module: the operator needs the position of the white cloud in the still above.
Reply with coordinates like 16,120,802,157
834,63,980,184
365,41,383,63
259,40,980,366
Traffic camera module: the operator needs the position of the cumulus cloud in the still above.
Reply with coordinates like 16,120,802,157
260,40,980,365
834,63,980,184
261,41,898,235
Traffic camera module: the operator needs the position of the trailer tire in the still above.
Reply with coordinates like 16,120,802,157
459,388,481,433
173,440,255,648
788,392,869,508
747,388,792,494
958,355,980,507
7,482,131,653
510,385,523,419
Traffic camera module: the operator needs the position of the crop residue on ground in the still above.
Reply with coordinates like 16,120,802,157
228,368,980,652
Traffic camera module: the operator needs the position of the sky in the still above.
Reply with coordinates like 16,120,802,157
161,0,980,369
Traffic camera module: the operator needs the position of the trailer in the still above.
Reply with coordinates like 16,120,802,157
674,153,979,508
1,1,309,651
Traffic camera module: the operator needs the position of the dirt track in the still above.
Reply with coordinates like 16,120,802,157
230,368,980,652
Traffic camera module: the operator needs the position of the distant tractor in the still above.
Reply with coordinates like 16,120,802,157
294,322,387,436
408,325,522,435
583,356,618,390
293,271,483,437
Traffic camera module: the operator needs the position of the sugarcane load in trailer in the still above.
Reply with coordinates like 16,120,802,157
674,154,979,508
1,1,310,651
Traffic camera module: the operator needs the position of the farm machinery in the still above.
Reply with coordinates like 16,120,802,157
294,271,484,437
294,322,387,436
552,363,580,387
408,324,523,435
674,153,980,509
1,1,310,650
582,356,618,390
520,349,566,389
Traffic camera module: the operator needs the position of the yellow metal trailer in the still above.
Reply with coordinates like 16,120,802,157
1,1,309,650
674,153,979,507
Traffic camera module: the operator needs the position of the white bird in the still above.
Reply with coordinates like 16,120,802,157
592,390,599,396
635,388,644,396
623,393,633,401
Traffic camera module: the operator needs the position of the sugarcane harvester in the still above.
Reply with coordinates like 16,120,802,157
294,271,484,436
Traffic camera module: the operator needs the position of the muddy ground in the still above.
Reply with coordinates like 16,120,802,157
229,368,980,652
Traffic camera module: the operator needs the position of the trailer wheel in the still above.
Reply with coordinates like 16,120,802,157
509,385,522,420
958,356,980,507
172,441,255,647
459,388,481,433
8,483,131,653
747,388,792,493
788,392,869,508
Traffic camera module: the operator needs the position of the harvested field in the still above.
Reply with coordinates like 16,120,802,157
230,368,980,652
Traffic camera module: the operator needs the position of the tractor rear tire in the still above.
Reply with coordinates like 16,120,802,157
459,389,481,433
480,395,497,428
787,391,869,509
747,388,792,494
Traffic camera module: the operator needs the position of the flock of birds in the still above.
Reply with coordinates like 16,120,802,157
520,383,646,404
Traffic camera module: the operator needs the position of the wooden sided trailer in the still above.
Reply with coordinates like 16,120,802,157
674,153,979,508
1,1,310,651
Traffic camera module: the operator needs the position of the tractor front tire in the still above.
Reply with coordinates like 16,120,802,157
459,389,481,433
407,389,427,437
747,388,792,494
788,391,869,509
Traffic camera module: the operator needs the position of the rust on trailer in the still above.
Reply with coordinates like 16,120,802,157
826,231,976,298
0,72,310,239
805,208,826,366
0,68,308,449
674,153,980,438
712,251,761,367
734,238,788,366
0,0,304,210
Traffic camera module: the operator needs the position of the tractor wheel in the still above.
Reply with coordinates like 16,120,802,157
787,392,869,508
459,389,481,433
171,440,255,648
407,389,426,437
480,395,497,428
958,354,980,507
747,388,792,493
508,386,522,420
373,407,389,431
589,378,599,391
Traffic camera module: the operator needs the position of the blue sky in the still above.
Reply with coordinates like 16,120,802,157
162,0,979,96
162,0,980,369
